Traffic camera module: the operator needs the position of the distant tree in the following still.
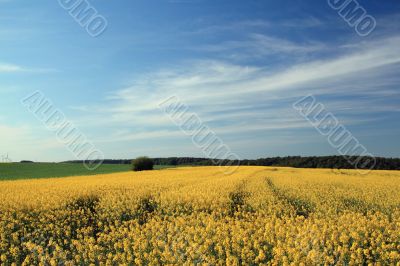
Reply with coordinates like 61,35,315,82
132,156,154,171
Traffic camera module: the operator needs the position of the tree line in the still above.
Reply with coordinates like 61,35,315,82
63,156,400,170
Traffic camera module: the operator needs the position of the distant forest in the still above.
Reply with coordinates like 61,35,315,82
64,156,400,170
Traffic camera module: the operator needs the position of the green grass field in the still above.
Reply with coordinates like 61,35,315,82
0,163,174,181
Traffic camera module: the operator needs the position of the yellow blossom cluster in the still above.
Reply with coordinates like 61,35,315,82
0,166,399,265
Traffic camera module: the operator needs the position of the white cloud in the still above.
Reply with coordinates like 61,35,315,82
0,63,23,72
60,32,400,159
198,33,326,57
0,63,57,73
180,36,400,104
186,17,323,35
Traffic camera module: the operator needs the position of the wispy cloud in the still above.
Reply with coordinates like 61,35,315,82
0,63,57,73
0,63,23,72
186,19,271,35
68,33,399,150
187,17,324,35
197,33,326,57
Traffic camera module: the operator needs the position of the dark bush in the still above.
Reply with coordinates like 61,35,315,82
132,156,154,171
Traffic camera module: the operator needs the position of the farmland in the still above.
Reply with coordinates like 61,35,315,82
0,166,399,265
0,163,174,181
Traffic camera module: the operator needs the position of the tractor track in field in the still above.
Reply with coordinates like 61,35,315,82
265,177,315,218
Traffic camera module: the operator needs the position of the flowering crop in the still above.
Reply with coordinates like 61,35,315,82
0,166,399,265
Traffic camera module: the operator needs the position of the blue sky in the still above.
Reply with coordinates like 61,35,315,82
0,0,399,162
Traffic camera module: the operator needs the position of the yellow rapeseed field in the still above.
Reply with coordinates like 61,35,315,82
0,166,399,265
